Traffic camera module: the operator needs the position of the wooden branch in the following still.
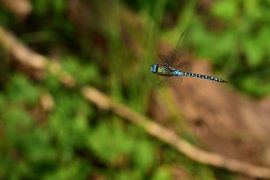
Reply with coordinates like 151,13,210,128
0,26,76,87
82,86,270,179
1,0,32,18
0,25,270,179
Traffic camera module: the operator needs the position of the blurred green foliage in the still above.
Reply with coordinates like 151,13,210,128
1,0,269,179
192,0,270,97
127,0,270,98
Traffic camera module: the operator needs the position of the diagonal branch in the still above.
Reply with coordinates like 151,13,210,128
82,86,270,179
0,25,270,179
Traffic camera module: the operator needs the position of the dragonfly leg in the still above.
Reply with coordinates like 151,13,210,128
158,77,168,86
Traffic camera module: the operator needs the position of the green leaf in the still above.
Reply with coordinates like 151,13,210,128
4,108,33,136
257,27,270,52
87,122,134,162
43,160,89,180
132,140,154,170
243,37,263,67
215,32,236,56
7,74,39,105
243,0,261,19
151,167,172,180
62,56,99,85
211,1,238,20
238,76,270,98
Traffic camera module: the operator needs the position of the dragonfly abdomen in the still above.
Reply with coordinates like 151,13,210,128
174,70,228,83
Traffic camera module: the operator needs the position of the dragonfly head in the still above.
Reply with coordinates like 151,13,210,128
150,63,159,73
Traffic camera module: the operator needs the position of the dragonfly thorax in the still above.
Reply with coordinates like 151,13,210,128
150,63,159,73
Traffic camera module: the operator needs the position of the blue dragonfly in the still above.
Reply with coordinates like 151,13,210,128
150,31,228,86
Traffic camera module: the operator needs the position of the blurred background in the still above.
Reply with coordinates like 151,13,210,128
1,0,270,179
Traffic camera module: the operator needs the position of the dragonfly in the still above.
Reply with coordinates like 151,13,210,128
150,31,228,86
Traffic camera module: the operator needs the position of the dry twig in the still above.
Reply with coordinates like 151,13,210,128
0,25,270,179
82,86,270,179
1,0,32,18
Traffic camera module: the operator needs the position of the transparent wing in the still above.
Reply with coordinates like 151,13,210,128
175,61,192,72
156,31,191,87
167,31,192,71
158,54,169,64
158,76,183,87
167,76,183,86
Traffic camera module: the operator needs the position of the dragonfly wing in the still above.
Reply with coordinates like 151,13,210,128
167,76,183,86
167,31,191,69
158,54,169,64
157,76,183,87
155,31,191,87
175,61,192,72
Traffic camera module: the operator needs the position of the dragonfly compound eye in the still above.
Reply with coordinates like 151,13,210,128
151,64,158,73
